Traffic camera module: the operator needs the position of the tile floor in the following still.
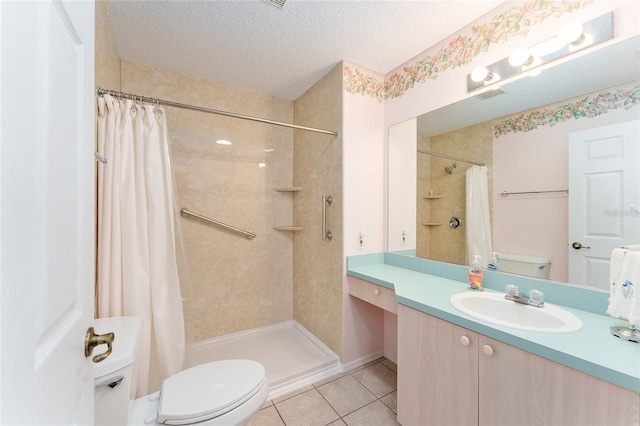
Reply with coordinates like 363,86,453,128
249,358,399,426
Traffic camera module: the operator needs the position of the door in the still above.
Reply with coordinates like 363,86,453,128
0,0,96,423
568,120,640,289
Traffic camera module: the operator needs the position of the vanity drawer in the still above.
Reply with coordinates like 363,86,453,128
349,278,398,314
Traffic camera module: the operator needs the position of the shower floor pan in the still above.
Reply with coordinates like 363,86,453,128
185,320,341,400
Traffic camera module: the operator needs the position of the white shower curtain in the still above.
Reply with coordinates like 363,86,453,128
96,94,185,396
466,165,492,267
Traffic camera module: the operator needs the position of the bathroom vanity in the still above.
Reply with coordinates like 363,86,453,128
347,253,640,425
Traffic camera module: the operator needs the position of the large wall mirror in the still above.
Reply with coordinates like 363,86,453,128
388,35,640,291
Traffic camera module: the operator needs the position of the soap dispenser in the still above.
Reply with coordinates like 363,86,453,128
488,252,499,271
469,255,483,291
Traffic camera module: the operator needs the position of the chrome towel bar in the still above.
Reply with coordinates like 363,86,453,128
499,189,569,197
180,208,256,240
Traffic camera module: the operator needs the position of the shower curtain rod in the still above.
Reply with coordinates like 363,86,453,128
417,149,485,166
96,88,338,137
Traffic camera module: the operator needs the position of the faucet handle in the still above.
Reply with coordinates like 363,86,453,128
505,284,518,297
529,289,544,304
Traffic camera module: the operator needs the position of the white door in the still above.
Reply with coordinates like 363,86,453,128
0,0,96,423
568,120,640,290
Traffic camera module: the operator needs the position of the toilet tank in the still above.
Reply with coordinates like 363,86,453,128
497,253,551,279
93,316,142,426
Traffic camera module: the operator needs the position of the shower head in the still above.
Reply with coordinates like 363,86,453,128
445,163,458,174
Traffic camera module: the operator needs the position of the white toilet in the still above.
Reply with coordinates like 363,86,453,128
497,253,551,279
93,317,268,426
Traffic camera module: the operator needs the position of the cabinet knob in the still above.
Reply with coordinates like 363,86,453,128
482,344,494,356
373,289,380,296
459,336,471,347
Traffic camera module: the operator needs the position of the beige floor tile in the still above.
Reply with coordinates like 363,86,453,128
380,390,397,413
275,389,339,426
317,375,376,417
381,358,397,373
350,362,397,398
312,370,349,388
342,400,400,426
327,419,347,426
272,384,314,404
248,405,285,426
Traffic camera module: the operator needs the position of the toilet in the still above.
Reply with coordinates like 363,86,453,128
93,317,268,426
497,253,551,279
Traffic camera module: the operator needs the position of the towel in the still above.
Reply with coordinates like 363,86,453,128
607,247,640,327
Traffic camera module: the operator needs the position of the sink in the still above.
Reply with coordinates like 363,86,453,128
450,292,583,333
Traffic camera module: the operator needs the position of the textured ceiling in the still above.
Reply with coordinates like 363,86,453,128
107,0,503,100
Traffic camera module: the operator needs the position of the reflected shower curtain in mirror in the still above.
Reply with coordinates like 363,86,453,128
466,165,493,267
96,94,185,396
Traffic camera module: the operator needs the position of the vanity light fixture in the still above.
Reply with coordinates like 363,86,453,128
467,12,613,93
216,139,232,145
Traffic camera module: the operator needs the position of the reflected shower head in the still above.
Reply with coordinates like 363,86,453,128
445,163,458,174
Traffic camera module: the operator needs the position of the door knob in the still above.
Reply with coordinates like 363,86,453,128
84,327,115,363
571,242,591,250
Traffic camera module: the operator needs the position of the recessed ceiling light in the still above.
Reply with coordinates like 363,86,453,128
216,139,232,145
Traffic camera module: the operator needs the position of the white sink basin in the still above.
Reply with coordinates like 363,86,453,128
450,292,583,333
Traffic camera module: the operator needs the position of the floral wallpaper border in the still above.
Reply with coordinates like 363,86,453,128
344,0,593,102
494,84,640,137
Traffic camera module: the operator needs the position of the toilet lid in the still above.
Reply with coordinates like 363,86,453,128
157,359,266,425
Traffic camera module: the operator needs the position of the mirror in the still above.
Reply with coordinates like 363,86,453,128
388,35,640,289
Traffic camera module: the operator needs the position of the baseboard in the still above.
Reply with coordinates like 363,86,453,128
341,351,384,373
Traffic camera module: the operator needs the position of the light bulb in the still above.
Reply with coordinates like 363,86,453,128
509,48,534,67
471,66,489,83
559,22,584,45
216,139,232,145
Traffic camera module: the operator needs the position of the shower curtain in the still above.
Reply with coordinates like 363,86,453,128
96,94,185,396
466,165,492,267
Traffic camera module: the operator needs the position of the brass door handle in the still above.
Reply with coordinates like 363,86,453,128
84,327,115,363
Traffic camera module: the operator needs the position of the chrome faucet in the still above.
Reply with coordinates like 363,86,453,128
505,285,544,308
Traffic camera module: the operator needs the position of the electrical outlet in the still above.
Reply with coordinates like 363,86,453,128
401,228,408,246
357,230,367,250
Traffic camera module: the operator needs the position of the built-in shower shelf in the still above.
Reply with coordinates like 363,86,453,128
422,223,444,226
422,196,443,199
273,226,304,231
274,187,303,192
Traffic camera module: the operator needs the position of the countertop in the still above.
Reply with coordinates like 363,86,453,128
347,257,640,393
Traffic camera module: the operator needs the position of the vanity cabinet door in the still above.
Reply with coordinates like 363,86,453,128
478,335,640,426
398,305,479,425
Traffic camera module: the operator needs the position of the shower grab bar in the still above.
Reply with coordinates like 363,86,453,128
322,195,333,241
499,189,569,197
180,208,256,240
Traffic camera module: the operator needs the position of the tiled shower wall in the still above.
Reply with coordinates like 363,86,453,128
119,60,296,341
293,64,344,359
417,121,493,265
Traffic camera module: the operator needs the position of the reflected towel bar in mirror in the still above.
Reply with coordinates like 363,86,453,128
499,189,569,197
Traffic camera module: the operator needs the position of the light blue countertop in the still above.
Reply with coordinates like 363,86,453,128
347,253,640,393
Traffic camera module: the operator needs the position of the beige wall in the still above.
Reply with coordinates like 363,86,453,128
119,60,296,341
95,1,120,91
293,64,344,358
417,121,493,265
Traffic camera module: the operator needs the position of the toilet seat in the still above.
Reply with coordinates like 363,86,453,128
157,360,266,425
